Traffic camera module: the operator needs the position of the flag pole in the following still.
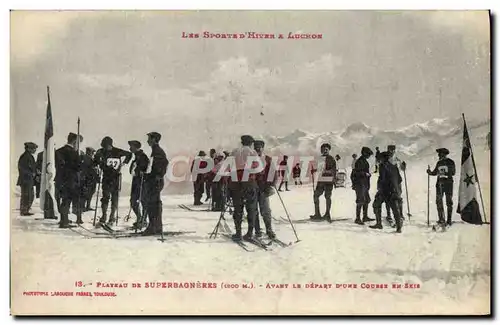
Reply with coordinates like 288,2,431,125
462,113,488,223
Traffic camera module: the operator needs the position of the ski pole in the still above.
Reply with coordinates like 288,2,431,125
76,117,82,222
427,165,430,227
403,168,411,221
135,173,145,234
273,185,300,243
92,170,102,226
116,173,122,226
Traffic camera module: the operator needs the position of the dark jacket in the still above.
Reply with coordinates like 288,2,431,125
256,155,277,191
17,151,36,186
292,165,301,178
378,161,402,199
147,144,168,181
351,156,370,187
55,144,80,188
94,147,132,181
130,150,150,177
429,158,456,183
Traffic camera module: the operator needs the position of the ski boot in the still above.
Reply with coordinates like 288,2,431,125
369,223,383,229
323,213,332,223
232,223,242,241
243,232,253,241
255,230,263,238
266,230,276,240
354,219,365,225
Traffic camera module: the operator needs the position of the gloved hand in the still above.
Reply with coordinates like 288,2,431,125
401,161,407,171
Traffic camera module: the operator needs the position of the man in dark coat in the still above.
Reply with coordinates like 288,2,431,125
370,151,403,232
292,163,302,185
427,148,456,226
18,142,38,216
128,140,150,229
55,133,83,227
94,136,132,226
142,132,168,236
310,143,336,222
81,147,98,211
351,146,374,225
191,151,208,205
35,151,43,198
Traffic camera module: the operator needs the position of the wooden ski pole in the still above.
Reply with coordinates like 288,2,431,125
427,165,430,227
403,168,411,220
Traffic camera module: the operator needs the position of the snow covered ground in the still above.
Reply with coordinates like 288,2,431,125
10,122,490,315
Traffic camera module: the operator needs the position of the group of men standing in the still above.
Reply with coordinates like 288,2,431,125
17,131,168,236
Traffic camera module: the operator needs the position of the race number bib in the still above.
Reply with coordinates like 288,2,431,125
437,166,448,178
106,158,121,170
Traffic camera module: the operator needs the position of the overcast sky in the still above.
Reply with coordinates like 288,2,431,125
11,10,490,156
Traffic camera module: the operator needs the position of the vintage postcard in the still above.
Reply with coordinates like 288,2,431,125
10,10,491,315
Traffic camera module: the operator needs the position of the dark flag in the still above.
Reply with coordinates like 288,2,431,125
40,86,57,219
457,118,483,224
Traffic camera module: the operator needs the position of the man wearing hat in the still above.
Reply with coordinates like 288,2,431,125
253,139,277,239
351,146,375,225
17,142,38,216
93,136,132,226
141,131,169,236
228,135,260,241
310,143,336,222
55,133,83,227
371,151,404,232
81,147,98,211
427,148,456,226
191,150,209,206
128,140,150,229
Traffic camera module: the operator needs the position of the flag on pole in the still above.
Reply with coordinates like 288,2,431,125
40,86,58,219
457,119,483,225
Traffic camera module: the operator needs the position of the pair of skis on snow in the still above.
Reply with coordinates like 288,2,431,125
222,234,291,252
178,204,211,212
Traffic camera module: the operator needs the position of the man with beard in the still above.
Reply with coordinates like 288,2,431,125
17,142,38,216
128,140,150,229
191,151,208,206
55,133,83,227
253,140,277,239
310,143,336,222
81,147,98,211
370,151,403,233
141,132,168,236
94,136,132,226
427,148,456,226
229,135,259,241
351,147,374,225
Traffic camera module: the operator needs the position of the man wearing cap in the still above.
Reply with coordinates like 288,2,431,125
310,143,336,222
253,139,277,239
93,136,132,226
17,142,38,216
351,147,374,225
229,135,260,241
81,147,98,211
427,148,456,226
55,133,83,227
191,150,208,206
128,140,150,229
371,151,404,232
387,145,405,223
142,131,169,236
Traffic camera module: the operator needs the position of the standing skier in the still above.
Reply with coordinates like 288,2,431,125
141,132,168,236
17,142,38,216
204,148,216,202
370,151,403,232
374,147,381,173
94,136,132,226
387,144,405,222
310,143,336,222
207,152,226,211
427,148,455,226
228,135,259,241
128,140,150,229
81,147,98,211
253,140,277,239
55,133,83,227
191,151,208,205
351,147,374,225
292,163,302,185
278,155,290,191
